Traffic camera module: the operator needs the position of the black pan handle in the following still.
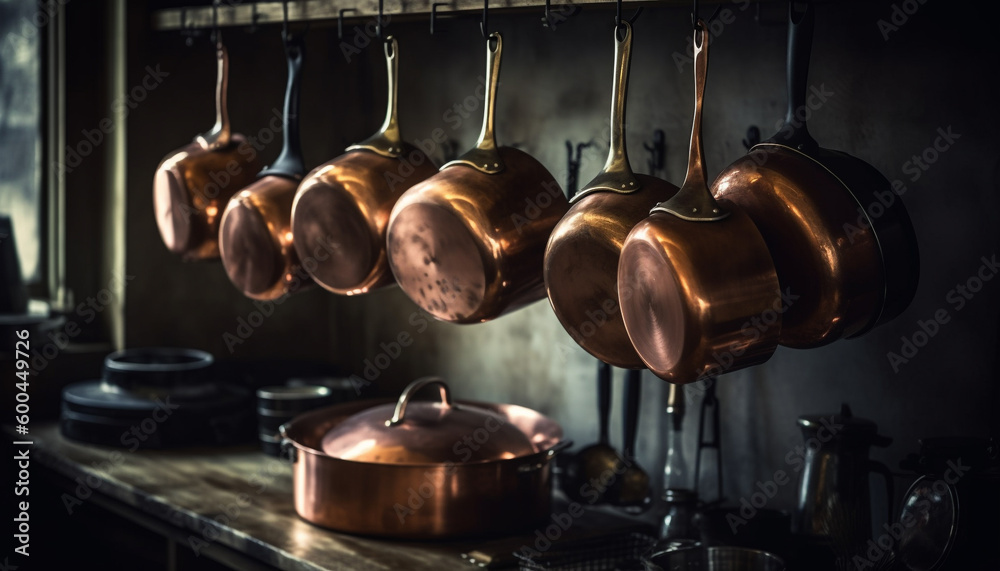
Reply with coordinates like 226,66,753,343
260,33,305,179
770,1,818,151
623,369,641,459
598,360,612,445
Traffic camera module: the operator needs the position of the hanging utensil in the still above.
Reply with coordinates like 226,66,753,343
616,368,653,511
219,17,310,300
544,19,678,368
712,2,919,347
617,20,781,384
291,36,437,295
153,12,262,261
562,360,620,504
386,28,568,324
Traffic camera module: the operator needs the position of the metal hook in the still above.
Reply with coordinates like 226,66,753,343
479,0,489,39
565,140,596,198
179,7,203,47
282,0,290,39
377,0,385,41
430,2,448,35
210,0,220,45
247,2,260,33
338,8,356,40
643,129,666,174
614,0,641,35
742,125,761,150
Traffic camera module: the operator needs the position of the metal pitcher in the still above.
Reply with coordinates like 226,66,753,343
794,404,893,545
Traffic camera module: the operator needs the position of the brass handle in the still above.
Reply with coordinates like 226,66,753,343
347,36,405,157
441,32,504,174
196,39,232,150
572,21,640,203
387,377,453,427
652,21,728,222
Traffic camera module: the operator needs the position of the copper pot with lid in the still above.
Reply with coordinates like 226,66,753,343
386,33,569,323
280,377,569,538
291,37,437,295
544,21,678,369
153,31,262,261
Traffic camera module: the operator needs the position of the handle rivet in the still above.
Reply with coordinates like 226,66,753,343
692,208,698,213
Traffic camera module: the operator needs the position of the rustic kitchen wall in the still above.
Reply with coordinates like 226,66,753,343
119,0,999,516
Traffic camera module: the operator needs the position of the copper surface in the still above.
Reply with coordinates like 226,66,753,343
713,146,883,347
617,23,780,384
618,206,781,383
319,378,535,463
153,41,261,261
291,37,436,295
219,175,311,300
386,33,567,323
544,22,678,368
292,145,436,295
280,394,565,538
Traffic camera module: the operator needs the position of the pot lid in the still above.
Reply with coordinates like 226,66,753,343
320,377,536,464
798,403,892,446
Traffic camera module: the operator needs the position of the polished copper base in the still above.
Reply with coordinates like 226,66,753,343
618,206,781,384
153,135,261,261
292,145,437,295
387,147,567,323
544,175,678,369
219,175,310,300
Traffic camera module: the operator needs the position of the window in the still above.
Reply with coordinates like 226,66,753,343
0,0,44,284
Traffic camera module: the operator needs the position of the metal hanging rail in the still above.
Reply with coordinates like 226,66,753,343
151,0,749,31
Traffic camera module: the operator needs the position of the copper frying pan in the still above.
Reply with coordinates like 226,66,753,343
712,3,919,348
153,34,262,261
219,33,311,301
386,33,568,323
617,23,780,384
291,37,437,295
544,21,678,369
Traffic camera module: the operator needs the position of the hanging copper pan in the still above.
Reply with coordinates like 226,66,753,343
712,3,918,348
153,33,262,261
219,32,311,301
386,33,568,323
544,21,678,369
617,23,781,384
291,37,437,295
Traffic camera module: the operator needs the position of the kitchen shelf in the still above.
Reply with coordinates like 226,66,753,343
151,0,782,32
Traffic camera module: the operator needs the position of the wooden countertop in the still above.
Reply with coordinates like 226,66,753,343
25,423,651,571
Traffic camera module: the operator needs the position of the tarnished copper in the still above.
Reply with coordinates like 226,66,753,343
291,38,437,295
617,23,780,384
220,35,311,301
712,3,918,347
386,33,568,323
544,22,678,369
280,377,568,538
153,40,261,261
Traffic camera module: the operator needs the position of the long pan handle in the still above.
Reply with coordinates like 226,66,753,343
347,36,405,157
442,33,505,174
770,2,818,150
573,21,640,202
260,33,305,179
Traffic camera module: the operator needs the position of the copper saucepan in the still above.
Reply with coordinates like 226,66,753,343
279,377,568,538
386,33,569,323
712,3,918,348
153,34,262,261
291,37,437,295
618,23,781,384
219,32,311,301
544,21,678,369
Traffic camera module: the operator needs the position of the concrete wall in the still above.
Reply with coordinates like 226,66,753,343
120,0,1000,517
